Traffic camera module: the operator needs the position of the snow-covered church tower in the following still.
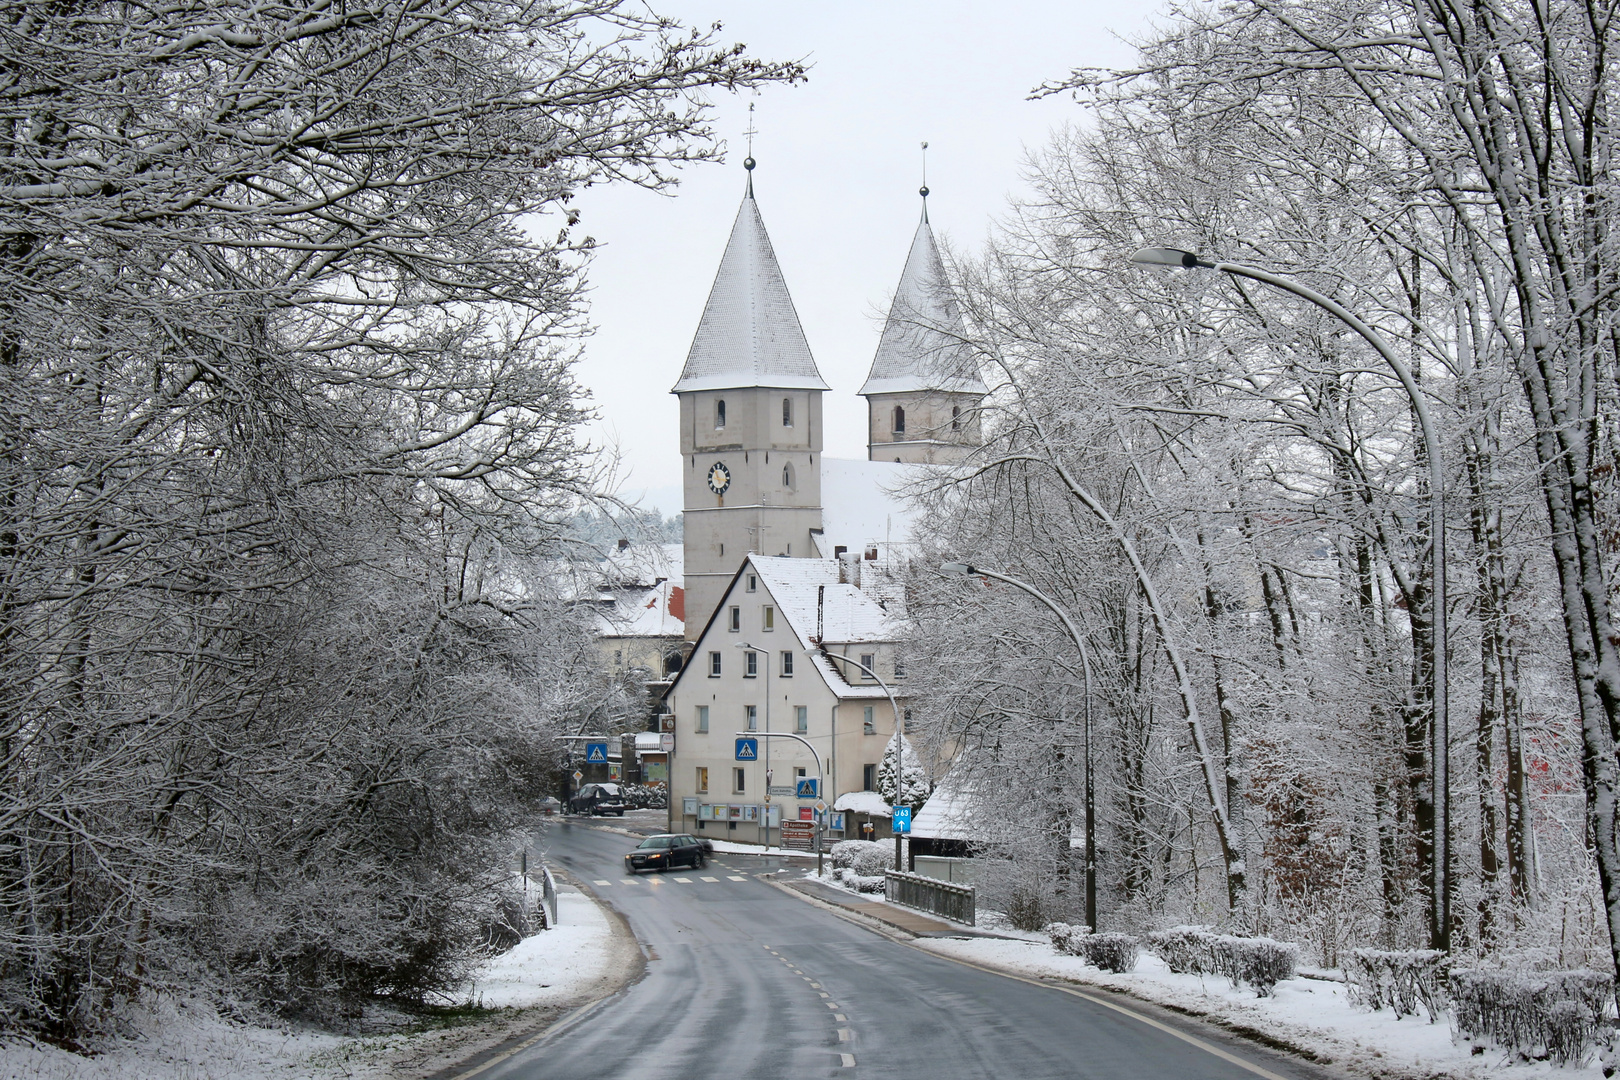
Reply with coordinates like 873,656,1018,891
858,187,985,464
672,160,829,641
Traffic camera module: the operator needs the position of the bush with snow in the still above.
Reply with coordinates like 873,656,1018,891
1144,925,1219,975
1081,932,1140,974
831,839,891,877
1344,949,1448,1021
1142,926,1296,996
840,869,887,893
1450,968,1613,1067
1046,921,1092,956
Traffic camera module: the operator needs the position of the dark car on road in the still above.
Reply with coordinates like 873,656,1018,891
569,783,627,817
624,833,707,873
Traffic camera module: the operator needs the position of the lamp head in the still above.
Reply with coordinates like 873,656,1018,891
940,562,975,576
1130,246,1213,269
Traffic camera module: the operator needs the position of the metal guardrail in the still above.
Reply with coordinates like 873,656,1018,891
541,865,559,929
885,870,976,926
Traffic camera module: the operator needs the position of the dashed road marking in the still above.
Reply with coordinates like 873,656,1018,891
673,877,693,883
838,1029,851,1042
834,1014,846,1021
729,876,748,881
593,879,611,885
619,878,637,884
701,876,719,882
809,982,822,988
840,1053,856,1067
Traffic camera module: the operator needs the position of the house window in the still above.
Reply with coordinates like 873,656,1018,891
729,606,741,632
781,650,793,677
734,767,746,793
904,708,914,733
783,397,793,427
744,650,758,678
614,649,622,665
746,704,758,731
716,399,727,429
695,705,709,733
893,405,906,434
763,606,775,631
863,706,875,735
747,574,757,593
952,405,961,431
863,763,877,791
708,651,721,677
696,766,709,794
860,653,876,680
782,462,795,489
894,657,906,678
795,705,808,733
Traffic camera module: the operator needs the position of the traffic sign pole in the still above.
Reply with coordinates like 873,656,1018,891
736,730,826,876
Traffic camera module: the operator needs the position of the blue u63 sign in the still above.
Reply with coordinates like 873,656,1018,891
892,806,912,834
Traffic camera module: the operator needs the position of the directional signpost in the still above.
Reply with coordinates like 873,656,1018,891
584,742,608,765
892,805,912,834
734,737,758,762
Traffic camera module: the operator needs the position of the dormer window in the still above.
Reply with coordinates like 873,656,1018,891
952,405,961,431
893,405,906,434
782,397,793,427
716,399,726,429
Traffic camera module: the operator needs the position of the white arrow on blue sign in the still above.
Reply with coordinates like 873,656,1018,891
892,806,912,834
584,742,608,764
734,738,758,761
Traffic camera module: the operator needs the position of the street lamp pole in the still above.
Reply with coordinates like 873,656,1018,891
940,563,1097,931
1130,247,1451,950
822,652,909,872
736,641,771,849
738,731,827,877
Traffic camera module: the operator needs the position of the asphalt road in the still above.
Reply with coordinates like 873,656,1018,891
484,820,1334,1080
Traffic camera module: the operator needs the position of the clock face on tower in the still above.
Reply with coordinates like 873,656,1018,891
706,461,732,495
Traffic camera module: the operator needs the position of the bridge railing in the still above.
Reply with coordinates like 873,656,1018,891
885,870,975,926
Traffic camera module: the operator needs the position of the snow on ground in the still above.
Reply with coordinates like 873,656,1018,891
915,936,1605,1080
0,883,620,1080
707,839,816,858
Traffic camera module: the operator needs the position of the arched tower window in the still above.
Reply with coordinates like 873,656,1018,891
951,405,961,431
782,462,795,490
715,399,726,429
782,397,793,427
893,405,906,434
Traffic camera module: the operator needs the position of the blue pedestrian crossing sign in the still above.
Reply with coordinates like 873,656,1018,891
892,806,912,834
735,737,759,761
584,742,608,764
796,778,818,798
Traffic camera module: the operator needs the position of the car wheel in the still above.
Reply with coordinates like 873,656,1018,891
697,853,707,869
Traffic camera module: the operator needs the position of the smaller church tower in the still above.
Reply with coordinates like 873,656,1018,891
859,187,985,464
673,160,829,641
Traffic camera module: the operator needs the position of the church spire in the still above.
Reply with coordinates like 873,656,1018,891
671,158,828,394
858,182,986,398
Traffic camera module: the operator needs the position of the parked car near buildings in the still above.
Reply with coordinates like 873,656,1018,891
569,783,628,816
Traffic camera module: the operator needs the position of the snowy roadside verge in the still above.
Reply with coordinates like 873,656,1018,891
0,879,636,1080
914,936,1604,1080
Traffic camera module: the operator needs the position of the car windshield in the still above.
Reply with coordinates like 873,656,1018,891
637,837,672,849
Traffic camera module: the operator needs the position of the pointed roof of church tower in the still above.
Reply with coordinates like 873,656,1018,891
858,193,986,397
671,166,829,394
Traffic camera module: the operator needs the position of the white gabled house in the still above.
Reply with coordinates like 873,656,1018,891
663,552,914,846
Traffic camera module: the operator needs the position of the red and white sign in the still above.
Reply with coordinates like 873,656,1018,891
780,820,815,851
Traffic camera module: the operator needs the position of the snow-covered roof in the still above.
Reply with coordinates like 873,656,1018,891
833,790,893,817
814,458,922,562
858,204,986,398
671,178,829,395
909,766,979,841
634,732,665,752
589,543,685,640
746,555,904,701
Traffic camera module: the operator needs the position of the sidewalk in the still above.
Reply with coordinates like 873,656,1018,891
780,876,979,937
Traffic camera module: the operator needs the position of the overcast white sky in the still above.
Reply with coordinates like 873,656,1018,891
571,1,1167,516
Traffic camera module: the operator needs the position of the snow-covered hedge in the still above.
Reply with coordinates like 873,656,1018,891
1144,926,1219,975
831,839,890,877
839,869,886,893
1082,932,1140,974
1450,968,1613,1067
1142,927,1297,996
1046,921,1091,956
1344,949,1447,1021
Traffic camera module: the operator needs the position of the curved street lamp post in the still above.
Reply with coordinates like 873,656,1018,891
941,563,1097,931
1130,247,1451,950
736,641,771,848
822,652,910,872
